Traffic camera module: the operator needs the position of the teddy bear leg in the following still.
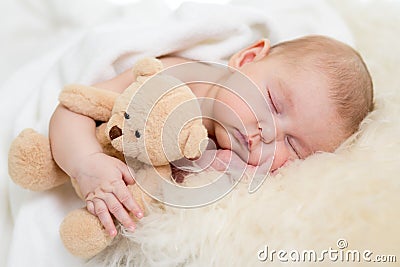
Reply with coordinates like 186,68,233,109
8,128,69,191
60,208,113,259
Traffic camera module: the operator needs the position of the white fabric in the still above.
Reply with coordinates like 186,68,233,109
0,0,356,266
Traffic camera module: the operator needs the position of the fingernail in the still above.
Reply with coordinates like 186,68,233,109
136,212,143,219
110,229,117,237
128,225,135,232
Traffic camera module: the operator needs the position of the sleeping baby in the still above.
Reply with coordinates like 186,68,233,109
49,35,373,237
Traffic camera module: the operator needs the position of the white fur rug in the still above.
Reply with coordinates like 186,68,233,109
88,1,400,266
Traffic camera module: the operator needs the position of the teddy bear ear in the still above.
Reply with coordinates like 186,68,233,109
132,57,163,77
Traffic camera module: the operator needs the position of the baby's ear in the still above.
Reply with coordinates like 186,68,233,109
228,38,271,68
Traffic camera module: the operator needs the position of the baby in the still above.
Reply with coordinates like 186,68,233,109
49,35,373,237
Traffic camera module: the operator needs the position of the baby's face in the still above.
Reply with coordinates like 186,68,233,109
212,55,345,172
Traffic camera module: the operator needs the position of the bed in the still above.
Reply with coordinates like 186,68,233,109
1,0,399,266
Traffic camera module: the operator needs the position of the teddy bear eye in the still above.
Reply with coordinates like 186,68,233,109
135,130,141,138
124,112,130,119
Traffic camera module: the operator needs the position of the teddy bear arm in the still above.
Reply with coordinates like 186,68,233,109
180,121,208,159
59,84,119,122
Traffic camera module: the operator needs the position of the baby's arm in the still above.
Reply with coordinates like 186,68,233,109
49,69,143,236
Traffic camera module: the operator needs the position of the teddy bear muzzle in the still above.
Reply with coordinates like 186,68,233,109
109,125,122,140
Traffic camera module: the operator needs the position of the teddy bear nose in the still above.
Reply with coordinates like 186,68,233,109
109,126,122,140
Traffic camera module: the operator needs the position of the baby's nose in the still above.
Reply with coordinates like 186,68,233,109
259,126,276,144
247,134,261,150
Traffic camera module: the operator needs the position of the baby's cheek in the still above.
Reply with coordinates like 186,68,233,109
213,127,231,150
215,149,233,163
271,142,291,171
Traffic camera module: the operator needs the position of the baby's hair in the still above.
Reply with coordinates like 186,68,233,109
269,35,374,139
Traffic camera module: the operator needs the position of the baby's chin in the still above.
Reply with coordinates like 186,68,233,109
269,159,294,176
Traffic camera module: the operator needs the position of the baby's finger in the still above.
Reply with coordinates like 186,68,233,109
92,198,117,237
112,180,143,219
204,150,234,172
211,152,230,171
191,149,218,170
117,161,135,185
86,200,95,215
102,192,136,232
219,150,248,170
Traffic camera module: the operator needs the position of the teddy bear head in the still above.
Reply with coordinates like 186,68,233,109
105,58,208,167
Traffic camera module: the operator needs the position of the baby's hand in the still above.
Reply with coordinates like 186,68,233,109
72,152,143,237
193,149,249,172
196,149,271,180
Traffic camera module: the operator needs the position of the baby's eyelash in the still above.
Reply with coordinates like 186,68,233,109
286,136,301,159
267,89,278,113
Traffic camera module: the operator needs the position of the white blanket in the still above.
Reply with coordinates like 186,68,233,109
0,0,355,266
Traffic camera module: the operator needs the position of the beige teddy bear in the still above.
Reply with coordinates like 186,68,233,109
8,57,208,259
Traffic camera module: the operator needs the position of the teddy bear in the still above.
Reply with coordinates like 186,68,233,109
8,57,208,259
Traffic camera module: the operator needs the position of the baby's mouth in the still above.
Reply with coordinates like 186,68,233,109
233,128,250,150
